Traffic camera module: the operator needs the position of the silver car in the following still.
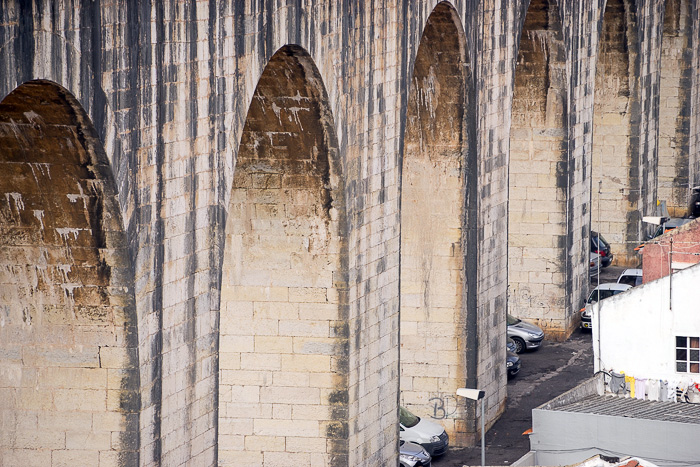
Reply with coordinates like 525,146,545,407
507,314,544,353
399,440,432,467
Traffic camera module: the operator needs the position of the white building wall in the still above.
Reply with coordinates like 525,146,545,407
592,262,700,383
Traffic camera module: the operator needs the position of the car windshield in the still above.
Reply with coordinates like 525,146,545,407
507,314,521,326
618,275,641,287
399,406,420,428
587,289,621,303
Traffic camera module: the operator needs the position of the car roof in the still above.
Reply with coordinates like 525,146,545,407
619,268,642,276
665,218,692,228
591,283,632,292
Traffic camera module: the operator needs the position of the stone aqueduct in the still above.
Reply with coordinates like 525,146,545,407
0,0,698,465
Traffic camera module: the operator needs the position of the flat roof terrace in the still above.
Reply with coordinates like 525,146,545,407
546,393,700,424
528,376,700,466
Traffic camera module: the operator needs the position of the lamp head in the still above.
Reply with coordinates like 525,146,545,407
456,388,485,400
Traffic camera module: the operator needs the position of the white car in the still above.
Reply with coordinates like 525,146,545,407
399,406,449,457
617,268,642,287
580,283,632,329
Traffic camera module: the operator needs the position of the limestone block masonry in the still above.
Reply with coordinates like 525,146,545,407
0,1,697,466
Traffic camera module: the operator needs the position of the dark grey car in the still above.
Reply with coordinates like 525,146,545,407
591,231,613,267
507,314,544,353
400,440,432,467
506,338,521,377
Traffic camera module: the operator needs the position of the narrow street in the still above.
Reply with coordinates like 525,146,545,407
434,267,627,466
433,328,595,466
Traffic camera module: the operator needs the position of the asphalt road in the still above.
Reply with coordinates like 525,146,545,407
592,265,626,288
432,325,596,466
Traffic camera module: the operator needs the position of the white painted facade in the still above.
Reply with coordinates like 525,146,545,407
592,262,700,384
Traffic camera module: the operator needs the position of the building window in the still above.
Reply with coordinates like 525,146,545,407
676,336,700,373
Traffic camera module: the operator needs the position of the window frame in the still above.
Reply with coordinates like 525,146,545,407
675,336,700,374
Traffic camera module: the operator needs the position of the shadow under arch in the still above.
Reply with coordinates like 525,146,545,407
398,1,480,447
0,33,138,271
0,80,140,465
508,0,570,338
218,45,349,466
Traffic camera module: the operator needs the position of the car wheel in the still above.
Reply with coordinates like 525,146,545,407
512,337,526,354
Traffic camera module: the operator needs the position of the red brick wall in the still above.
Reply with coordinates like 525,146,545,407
642,218,700,282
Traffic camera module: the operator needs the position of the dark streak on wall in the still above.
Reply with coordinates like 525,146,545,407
152,0,166,463
625,0,643,250
15,0,33,84
185,1,199,462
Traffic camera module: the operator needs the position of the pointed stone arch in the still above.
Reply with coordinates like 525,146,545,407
399,1,479,446
218,45,348,466
509,0,570,337
0,80,139,465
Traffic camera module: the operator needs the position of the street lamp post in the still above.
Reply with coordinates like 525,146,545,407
456,388,486,467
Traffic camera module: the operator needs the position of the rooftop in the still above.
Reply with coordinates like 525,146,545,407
545,394,700,425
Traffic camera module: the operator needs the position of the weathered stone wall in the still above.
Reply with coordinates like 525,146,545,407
0,1,696,466
689,1,700,190
591,0,694,266
509,0,571,337
508,0,604,339
0,82,139,466
400,1,476,446
338,3,402,462
476,0,518,437
592,0,638,266
658,0,693,218
634,0,667,241
561,0,601,337
219,46,349,466
1,2,224,465
509,0,694,336
398,0,516,447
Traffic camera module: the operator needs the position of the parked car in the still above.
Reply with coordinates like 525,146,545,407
591,231,613,267
589,252,601,278
689,186,700,218
400,440,432,467
635,217,694,252
579,283,632,329
648,217,693,239
507,314,545,353
617,268,642,287
399,406,449,457
506,338,521,378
